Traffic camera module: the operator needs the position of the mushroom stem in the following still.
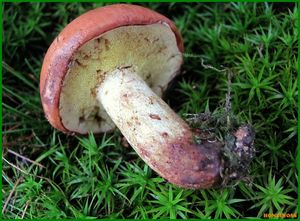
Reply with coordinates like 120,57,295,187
97,68,222,189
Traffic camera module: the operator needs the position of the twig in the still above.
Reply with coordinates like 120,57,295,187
201,58,227,72
6,124,21,132
2,177,22,214
8,149,45,169
2,157,29,175
3,158,74,213
3,157,64,194
183,52,202,58
200,59,234,126
3,133,34,148
21,200,30,219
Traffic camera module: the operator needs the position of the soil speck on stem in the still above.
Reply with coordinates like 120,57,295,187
149,114,161,120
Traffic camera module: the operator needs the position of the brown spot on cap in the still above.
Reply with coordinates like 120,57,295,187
103,38,110,50
74,59,86,67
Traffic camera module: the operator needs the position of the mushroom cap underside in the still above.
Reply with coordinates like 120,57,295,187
40,4,184,134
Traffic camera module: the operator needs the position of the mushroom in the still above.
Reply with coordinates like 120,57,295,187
40,4,255,189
